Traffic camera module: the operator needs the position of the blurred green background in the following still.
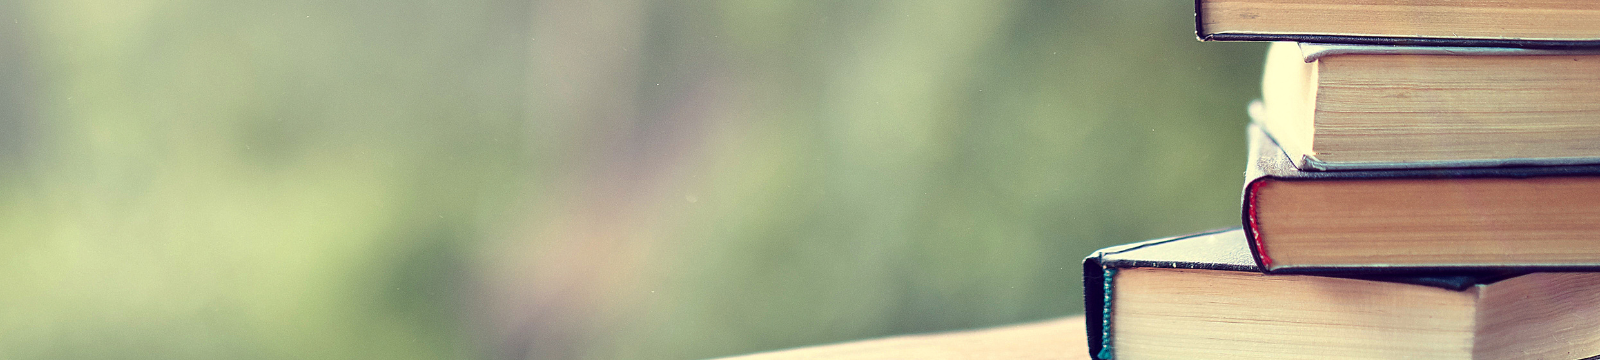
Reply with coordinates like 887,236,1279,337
0,0,1263,359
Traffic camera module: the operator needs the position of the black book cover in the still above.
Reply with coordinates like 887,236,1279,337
1081,229,1520,359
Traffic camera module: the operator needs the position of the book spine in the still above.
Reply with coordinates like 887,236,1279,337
1082,257,1108,359
1243,178,1272,270
1096,268,1116,360
1243,123,1274,272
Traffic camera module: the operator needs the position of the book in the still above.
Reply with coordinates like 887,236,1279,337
1242,123,1600,273
1257,42,1600,171
1195,0,1600,48
1083,229,1600,360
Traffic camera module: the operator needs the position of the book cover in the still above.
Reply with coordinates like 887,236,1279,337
1243,123,1600,274
1254,43,1600,171
1082,229,1527,359
1193,0,1600,49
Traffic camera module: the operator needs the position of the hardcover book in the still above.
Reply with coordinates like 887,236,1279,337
1195,0,1600,48
1083,229,1600,360
1243,123,1600,273
1257,42,1600,171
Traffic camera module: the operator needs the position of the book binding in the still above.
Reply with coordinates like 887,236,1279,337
1192,0,1600,49
1243,123,1600,274
1083,229,1522,359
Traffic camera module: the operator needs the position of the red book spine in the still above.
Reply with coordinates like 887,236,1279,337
1246,179,1272,268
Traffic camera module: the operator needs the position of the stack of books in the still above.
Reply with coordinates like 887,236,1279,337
1084,2,1600,359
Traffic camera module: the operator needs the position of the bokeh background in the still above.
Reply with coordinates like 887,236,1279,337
0,0,1264,359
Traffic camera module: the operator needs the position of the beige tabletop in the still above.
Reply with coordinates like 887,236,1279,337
717,316,1091,360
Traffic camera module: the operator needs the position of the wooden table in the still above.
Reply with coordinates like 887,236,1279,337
717,316,1090,360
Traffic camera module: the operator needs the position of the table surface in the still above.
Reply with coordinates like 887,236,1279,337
717,316,1091,360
